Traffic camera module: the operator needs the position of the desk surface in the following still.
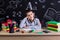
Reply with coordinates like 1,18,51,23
0,29,60,36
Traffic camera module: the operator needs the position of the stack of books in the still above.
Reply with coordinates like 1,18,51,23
47,21,60,32
2,19,18,32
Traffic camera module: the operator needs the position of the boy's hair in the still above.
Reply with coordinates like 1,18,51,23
26,10,35,14
25,10,35,16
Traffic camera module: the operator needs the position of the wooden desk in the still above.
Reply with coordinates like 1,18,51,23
0,30,60,40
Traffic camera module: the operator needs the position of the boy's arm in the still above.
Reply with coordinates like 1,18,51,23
19,18,27,28
36,19,41,30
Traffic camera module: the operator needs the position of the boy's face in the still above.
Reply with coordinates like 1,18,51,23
27,11,35,21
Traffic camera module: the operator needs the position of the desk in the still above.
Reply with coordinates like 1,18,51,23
0,30,60,40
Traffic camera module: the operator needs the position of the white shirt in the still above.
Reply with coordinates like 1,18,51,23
19,17,41,30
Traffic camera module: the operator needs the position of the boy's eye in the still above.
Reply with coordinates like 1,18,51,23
31,14,32,15
28,14,31,16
